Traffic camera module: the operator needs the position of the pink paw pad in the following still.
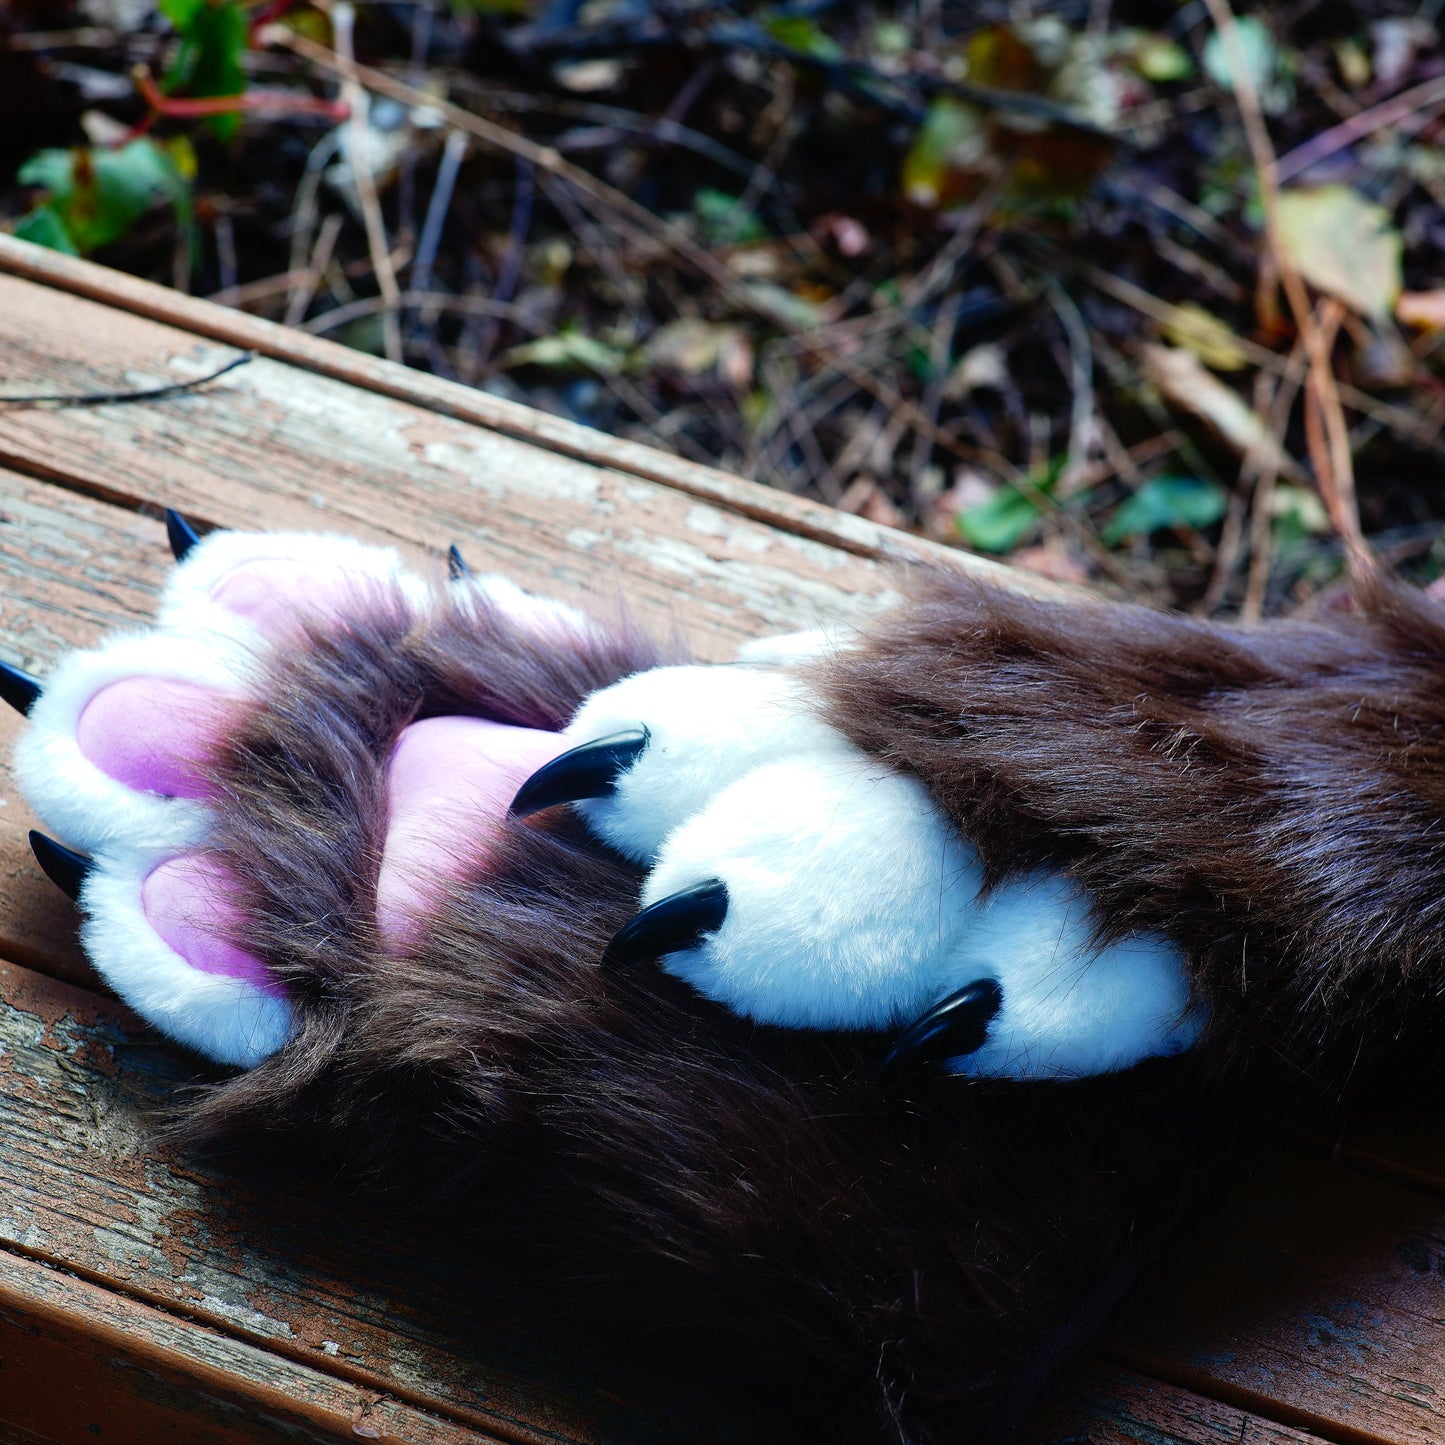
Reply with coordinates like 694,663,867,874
76,678,235,799
206,557,394,634
20,527,594,1068
379,716,569,941
142,856,285,999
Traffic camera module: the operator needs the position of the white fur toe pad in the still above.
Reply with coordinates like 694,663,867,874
569,664,856,864
642,754,984,1030
82,848,294,1068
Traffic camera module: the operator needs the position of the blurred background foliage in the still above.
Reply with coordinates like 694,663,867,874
3,0,1443,613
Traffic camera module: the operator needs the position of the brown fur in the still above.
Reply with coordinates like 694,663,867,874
172,568,1445,1441
818,569,1445,1096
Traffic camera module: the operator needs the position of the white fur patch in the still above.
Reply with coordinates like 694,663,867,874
569,665,856,863
15,631,246,855
81,848,295,1069
734,627,852,666
936,872,1203,1079
465,573,594,638
156,528,427,639
645,769,1201,1076
15,529,421,1068
644,754,983,1029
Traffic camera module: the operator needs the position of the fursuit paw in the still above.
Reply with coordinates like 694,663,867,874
12,515,1200,1084
515,657,1204,1082
11,518,576,1067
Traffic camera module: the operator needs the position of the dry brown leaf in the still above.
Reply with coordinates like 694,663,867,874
1161,302,1249,371
1140,344,1302,478
1275,186,1403,321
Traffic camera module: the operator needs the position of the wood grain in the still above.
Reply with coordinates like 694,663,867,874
0,955,811,1445
1025,1363,1328,1444
0,272,915,657
0,1242,497,1445
0,235,1010,575
1108,1151,1445,1445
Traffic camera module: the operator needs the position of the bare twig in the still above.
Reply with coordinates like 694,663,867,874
1241,342,1307,620
268,25,996,470
0,352,255,409
411,129,468,294
1200,0,1370,580
1085,267,1432,452
908,292,964,496
301,293,549,337
283,211,344,327
131,63,348,123
1045,281,1096,490
331,4,402,364
1275,71,1445,182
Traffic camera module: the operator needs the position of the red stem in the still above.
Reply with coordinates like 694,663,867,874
133,66,348,123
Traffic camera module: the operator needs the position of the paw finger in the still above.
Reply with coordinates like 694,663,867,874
16,634,245,854
619,755,981,1029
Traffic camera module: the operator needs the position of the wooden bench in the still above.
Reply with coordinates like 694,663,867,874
0,231,1440,1445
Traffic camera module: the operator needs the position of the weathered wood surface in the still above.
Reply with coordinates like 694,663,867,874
0,1242,493,1445
1,237,1444,1445
1030,1364,1330,1444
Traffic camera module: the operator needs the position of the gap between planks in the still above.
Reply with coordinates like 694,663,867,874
0,1238,510,1445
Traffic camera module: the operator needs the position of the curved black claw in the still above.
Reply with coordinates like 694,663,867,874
165,508,201,562
510,729,650,818
878,978,1003,1085
29,831,92,903
447,543,472,581
0,659,41,716
604,879,729,966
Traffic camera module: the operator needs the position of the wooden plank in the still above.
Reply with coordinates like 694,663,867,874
1025,1363,1329,1444
0,270,904,657
0,954,792,1445
0,1242,495,1445
1107,1151,1445,1445
1298,1111,1445,1199
0,234,1000,575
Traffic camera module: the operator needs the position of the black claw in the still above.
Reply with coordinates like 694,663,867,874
0,659,41,716
878,979,1003,1085
604,879,729,966
165,508,201,561
29,831,92,903
447,543,472,581
510,729,650,818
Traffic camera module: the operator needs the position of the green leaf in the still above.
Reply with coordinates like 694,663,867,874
1103,476,1228,544
17,150,73,192
1202,15,1291,114
1131,32,1193,82
17,141,190,255
159,0,205,29
694,189,767,246
956,485,1041,552
1269,484,1329,550
1202,16,1276,94
762,14,843,61
1275,185,1403,321
164,0,248,140
13,205,79,255
902,97,986,208
504,328,629,376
